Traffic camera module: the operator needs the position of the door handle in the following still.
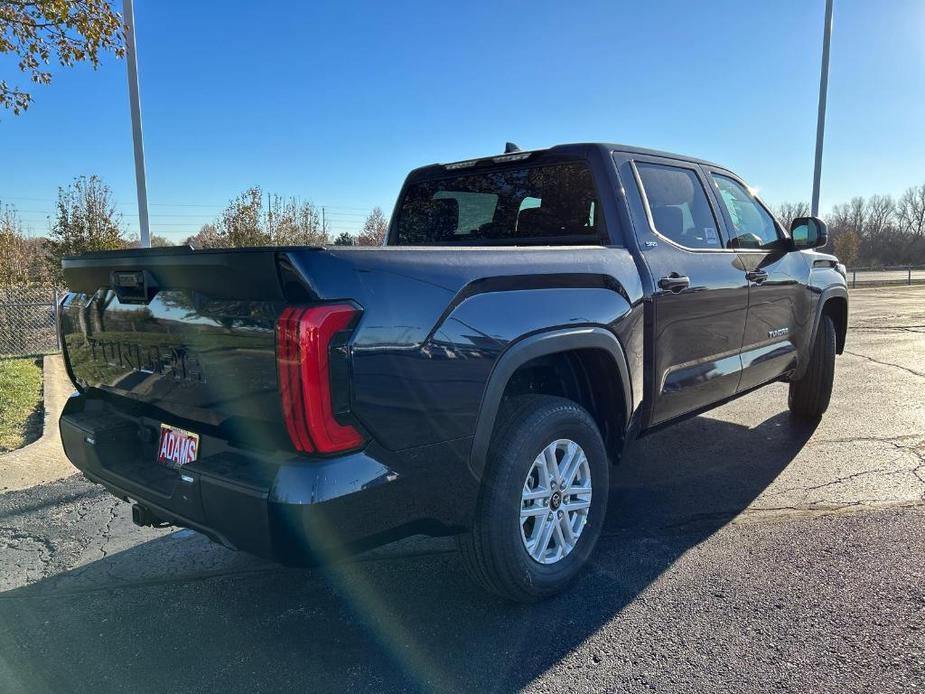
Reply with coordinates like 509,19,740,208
658,273,690,293
746,270,769,284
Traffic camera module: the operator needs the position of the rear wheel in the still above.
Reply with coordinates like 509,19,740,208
789,314,836,419
457,395,609,602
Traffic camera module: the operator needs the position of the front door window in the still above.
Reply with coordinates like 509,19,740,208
710,174,781,249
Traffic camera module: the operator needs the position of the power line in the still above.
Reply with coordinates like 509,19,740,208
1,195,380,213
10,210,368,219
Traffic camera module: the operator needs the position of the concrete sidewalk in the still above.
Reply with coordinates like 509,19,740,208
0,355,75,492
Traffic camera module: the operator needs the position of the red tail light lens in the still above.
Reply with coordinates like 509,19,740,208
276,304,366,454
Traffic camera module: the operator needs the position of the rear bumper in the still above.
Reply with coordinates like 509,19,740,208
60,394,475,564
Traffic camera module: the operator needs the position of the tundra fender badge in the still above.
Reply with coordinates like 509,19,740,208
768,327,790,338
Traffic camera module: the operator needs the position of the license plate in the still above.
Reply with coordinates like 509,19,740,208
156,424,200,467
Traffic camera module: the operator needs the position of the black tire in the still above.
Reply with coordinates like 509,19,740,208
457,395,609,602
789,314,837,419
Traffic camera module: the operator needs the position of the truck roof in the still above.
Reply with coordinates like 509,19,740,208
430,142,724,172
585,142,722,168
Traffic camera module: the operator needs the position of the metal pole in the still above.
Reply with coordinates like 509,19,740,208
811,0,834,217
124,0,151,248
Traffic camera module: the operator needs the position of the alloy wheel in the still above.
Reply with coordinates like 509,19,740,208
519,438,593,564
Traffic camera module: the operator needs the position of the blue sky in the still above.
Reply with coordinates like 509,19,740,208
1,0,923,241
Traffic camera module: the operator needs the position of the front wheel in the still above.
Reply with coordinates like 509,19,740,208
789,314,837,419
457,395,609,602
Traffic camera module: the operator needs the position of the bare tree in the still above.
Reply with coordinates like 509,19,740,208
356,207,388,246
0,0,125,114
774,201,809,231
270,196,328,246
825,196,865,259
896,184,925,237
0,202,52,286
126,233,175,248
185,223,222,249
194,189,332,248
45,175,126,283
838,197,867,237
217,187,268,247
864,194,895,239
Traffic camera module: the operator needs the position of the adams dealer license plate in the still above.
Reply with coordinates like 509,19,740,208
157,424,200,467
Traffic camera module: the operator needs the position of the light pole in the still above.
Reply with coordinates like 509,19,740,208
811,0,834,217
124,0,150,247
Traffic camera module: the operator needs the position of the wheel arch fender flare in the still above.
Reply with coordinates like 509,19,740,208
794,285,848,381
468,326,632,480
811,284,848,352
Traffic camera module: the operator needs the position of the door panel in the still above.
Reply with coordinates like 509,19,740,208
615,154,749,426
649,252,749,421
701,168,812,392
736,250,811,391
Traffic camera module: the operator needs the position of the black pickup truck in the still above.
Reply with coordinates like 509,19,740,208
58,143,848,601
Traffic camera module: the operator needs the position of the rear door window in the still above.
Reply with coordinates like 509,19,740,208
635,162,721,250
395,162,602,245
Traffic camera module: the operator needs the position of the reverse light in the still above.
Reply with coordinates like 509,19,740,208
276,304,366,454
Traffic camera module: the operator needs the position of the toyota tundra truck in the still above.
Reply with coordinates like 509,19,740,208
57,143,848,601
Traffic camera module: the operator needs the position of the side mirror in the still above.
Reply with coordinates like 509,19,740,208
789,216,828,250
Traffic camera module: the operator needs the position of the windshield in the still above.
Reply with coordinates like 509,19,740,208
394,161,604,245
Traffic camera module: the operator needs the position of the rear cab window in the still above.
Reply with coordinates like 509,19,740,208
394,159,605,246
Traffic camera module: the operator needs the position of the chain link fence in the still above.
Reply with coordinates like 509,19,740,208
0,286,62,357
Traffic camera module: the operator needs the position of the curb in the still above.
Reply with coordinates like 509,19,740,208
0,355,77,493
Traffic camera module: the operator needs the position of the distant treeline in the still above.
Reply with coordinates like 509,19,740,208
184,186,387,250
3,175,924,289
775,183,925,268
0,176,388,287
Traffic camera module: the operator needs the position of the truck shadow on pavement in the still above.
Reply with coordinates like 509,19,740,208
0,410,817,693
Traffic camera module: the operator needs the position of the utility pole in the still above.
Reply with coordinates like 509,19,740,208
124,0,151,247
322,207,326,235
811,0,834,217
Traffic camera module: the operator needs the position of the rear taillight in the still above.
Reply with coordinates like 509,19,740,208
276,304,366,454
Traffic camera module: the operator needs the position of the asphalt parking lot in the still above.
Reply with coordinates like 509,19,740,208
0,286,923,693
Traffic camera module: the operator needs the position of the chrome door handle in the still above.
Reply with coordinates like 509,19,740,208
746,270,769,283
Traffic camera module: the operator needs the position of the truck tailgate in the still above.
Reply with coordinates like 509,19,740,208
59,247,291,448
